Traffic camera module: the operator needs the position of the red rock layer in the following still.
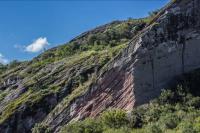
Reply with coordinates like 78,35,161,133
72,68,135,119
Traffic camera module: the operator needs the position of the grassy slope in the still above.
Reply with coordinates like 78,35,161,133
0,18,148,128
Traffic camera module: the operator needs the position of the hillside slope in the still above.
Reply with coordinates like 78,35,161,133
1,0,200,132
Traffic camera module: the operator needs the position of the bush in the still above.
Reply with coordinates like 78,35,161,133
143,104,162,124
130,106,147,128
159,113,180,129
144,124,162,133
158,89,175,104
186,96,200,108
194,117,200,132
101,109,129,129
0,63,7,74
176,121,197,133
62,119,103,133
32,123,51,133
104,127,131,133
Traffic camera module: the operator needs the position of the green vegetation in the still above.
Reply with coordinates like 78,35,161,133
0,60,22,75
32,124,51,133
0,63,7,75
0,88,56,124
34,19,147,64
8,60,21,69
0,90,8,102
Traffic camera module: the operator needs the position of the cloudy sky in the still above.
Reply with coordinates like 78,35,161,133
0,0,169,64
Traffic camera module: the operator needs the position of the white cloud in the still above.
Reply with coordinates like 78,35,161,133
25,37,49,53
0,53,9,64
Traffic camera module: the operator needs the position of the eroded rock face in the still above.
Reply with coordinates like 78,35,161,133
72,68,135,118
41,0,200,131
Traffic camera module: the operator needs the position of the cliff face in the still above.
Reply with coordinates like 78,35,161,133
130,0,200,105
42,0,200,132
101,0,200,105
0,0,200,132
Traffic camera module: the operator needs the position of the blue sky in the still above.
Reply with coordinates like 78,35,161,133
0,0,169,64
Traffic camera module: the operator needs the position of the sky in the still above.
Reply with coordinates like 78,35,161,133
0,0,169,64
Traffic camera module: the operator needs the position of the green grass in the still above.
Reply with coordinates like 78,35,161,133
0,91,8,102
0,90,32,123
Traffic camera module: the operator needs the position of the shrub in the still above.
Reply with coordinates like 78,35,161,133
176,121,197,133
144,124,162,133
62,119,103,133
158,89,175,104
194,117,200,132
100,109,129,129
130,106,147,128
186,96,200,108
32,123,51,133
103,127,131,133
0,63,7,74
159,113,180,129
143,104,162,123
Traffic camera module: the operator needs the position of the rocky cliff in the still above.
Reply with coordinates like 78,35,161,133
0,0,200,132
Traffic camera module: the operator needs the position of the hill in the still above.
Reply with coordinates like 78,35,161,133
1,0,200,132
